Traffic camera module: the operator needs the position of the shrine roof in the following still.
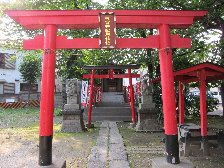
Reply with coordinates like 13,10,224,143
5,10,207,30
151,62,224,84
82,64,141,70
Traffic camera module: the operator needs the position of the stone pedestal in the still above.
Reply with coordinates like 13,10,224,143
135,80,162,132
135,108,162,131
61,78,86,133
61,109,86,132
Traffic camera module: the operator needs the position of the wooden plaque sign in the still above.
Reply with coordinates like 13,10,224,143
99,12,116,48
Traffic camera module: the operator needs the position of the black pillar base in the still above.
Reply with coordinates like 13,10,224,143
165,134,180,164
86,123,94,128
39,136,52,166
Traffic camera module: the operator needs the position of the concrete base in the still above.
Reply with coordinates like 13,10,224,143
61,109,86,132
129,123,136,129
152,157,194,168
135,108,162,132
38,160,66,168
86,123,95,128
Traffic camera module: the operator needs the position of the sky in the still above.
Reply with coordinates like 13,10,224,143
92,0,108,5
0,0,108,4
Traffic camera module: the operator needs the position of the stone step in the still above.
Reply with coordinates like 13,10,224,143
102,92,125,103
92,107,132,113
91,116,132,121
95,102,130,107
92,112,131,117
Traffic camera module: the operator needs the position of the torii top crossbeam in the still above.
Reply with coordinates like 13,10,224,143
6,10,206,29
5,10,206,49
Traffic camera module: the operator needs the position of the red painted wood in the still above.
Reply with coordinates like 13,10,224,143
178,82,185,125
158,24,177,135
40,25,57,136
174,62,224,77
5,10,207,30
83,73,140,79
23,35,191,50
199,69,207,137
128,69,136,124
88,69,94,125
151,62,224,84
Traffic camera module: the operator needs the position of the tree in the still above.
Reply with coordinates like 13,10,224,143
165,0,224,116
19,53,41,101
1,0,223,115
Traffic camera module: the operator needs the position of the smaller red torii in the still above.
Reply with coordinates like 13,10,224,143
83,65,140,127
151,62,224,139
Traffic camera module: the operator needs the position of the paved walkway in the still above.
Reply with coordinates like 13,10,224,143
87,121,129,168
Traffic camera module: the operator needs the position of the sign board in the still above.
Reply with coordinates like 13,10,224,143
99,12,116,48
81,81,88,106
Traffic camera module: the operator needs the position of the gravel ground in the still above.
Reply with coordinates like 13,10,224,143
1,108,224,168
0,108,99,168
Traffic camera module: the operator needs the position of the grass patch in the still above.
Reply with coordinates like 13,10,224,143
0,107,39,128
118,122,164,147
185,116,224,129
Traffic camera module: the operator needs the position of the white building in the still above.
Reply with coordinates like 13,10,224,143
0,47,41,102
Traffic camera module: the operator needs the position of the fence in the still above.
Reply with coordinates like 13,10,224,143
0,100,40,109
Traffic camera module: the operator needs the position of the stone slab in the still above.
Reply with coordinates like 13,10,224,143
62,109,83,115
87,161,106,168
64,104,80,110
152,157,195,168
109,160,130,168
109,143,128,161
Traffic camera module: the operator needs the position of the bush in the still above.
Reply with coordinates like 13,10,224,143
54,108,62,116
184,94,218,118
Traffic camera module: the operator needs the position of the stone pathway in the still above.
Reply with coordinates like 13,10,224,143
87,121,130,168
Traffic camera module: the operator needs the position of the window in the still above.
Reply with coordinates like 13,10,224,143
0,53,5,68
20,83,38,92
0,84,3,94
3,83,15,94
0,53,16,69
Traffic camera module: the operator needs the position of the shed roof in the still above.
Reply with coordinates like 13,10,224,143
151,62,224,84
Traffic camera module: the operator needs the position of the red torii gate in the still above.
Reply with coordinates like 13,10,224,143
5,10,206,166
82,64,140,127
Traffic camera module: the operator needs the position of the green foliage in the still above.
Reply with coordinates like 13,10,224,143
19,53,41,84
152,83,163,124
184,93,218,118
1,0,224,118
54,108,62,116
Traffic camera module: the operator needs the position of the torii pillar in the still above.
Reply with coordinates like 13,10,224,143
158,24,179,163
39,25,57,165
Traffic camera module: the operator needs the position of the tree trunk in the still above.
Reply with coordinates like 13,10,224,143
220,83,224,118
28,82,31,104
220,27,224,118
